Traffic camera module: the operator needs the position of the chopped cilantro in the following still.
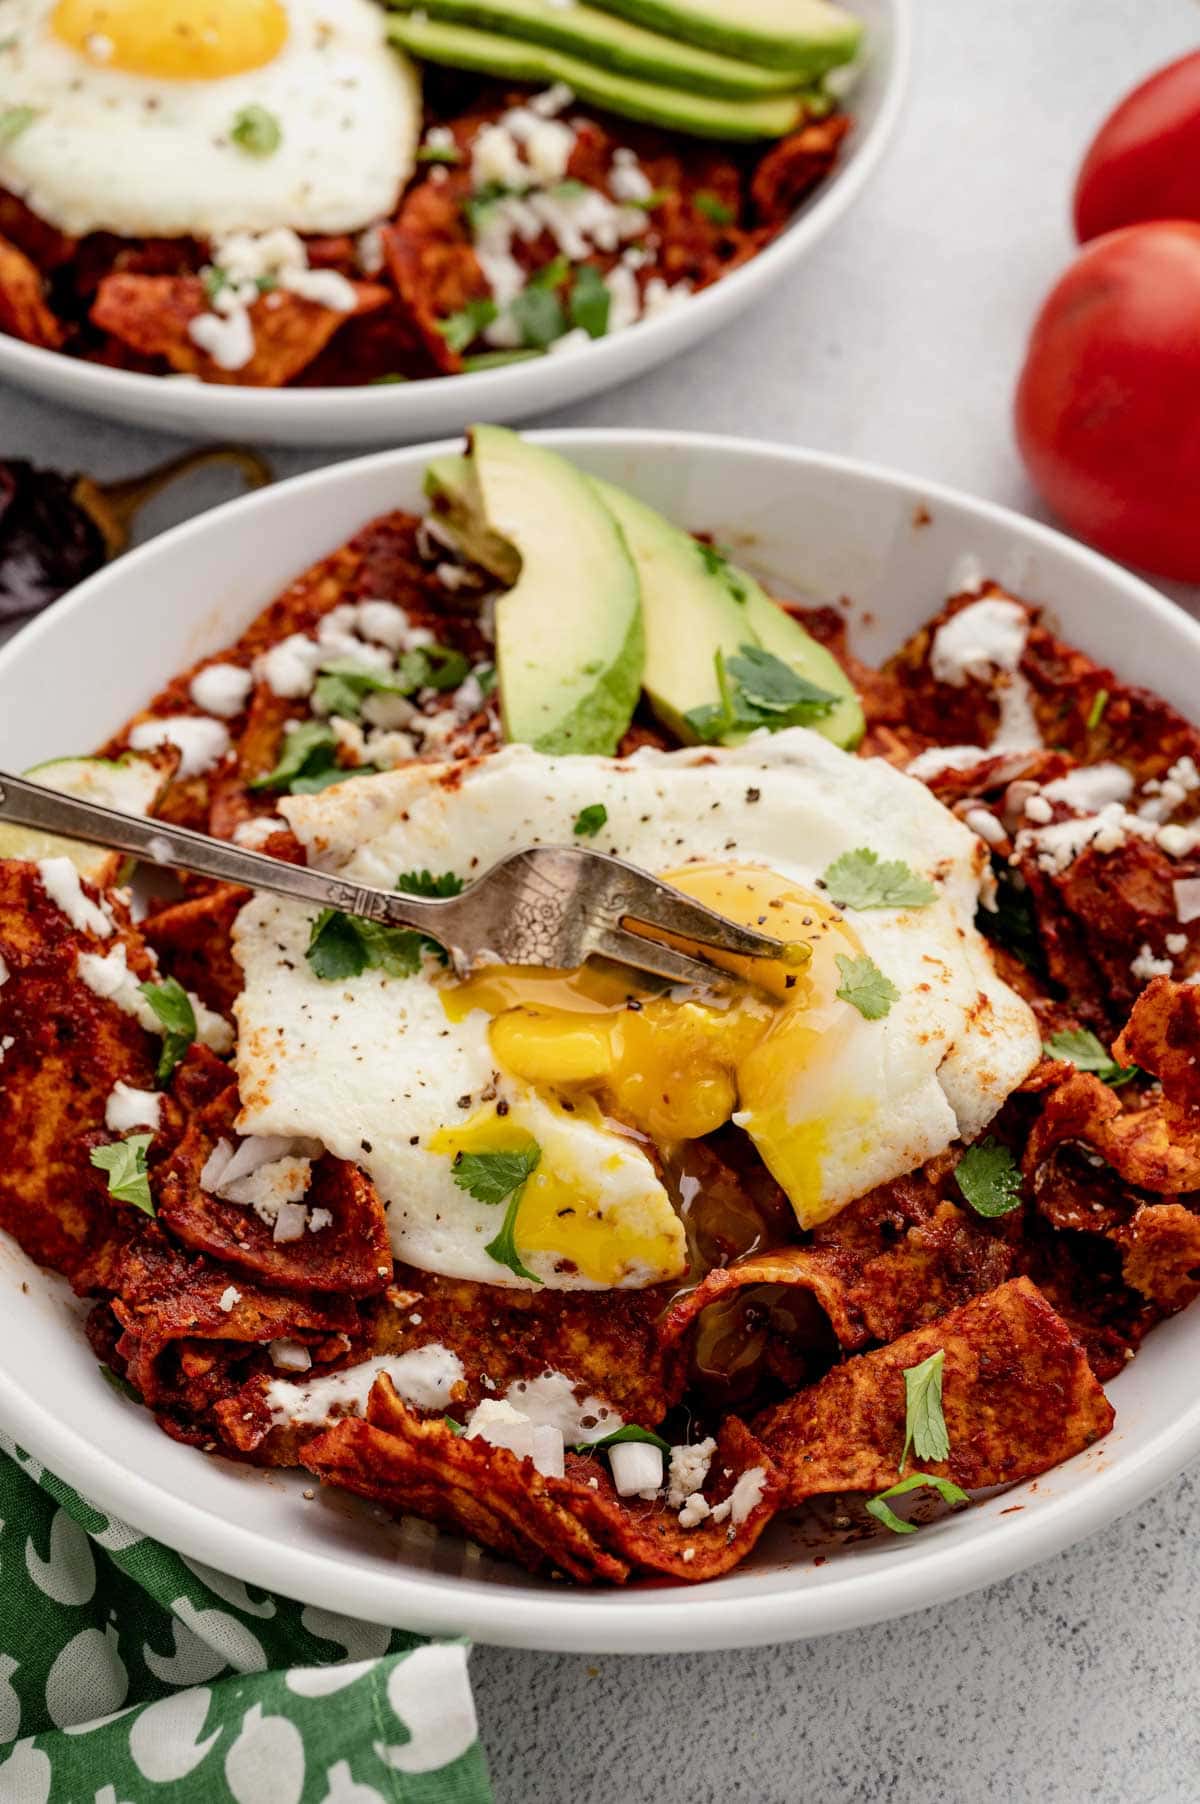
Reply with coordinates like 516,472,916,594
1086,688,1109,731
954,1137,1023,1218
436,297,499,354
305,910,426,983
0,106,37,144
822,847,937,911
417,143,462,164
90,1134,155,1215
573,803,608,838
396,870,465,899
628,187,670,211
575,1424,671,1454
444,1415,467,1434
696,540,749,603
550,179,589,199
461,349,544,372
900,1350,949,1472
530,254,570,291
866,1472,969,1536
509,284,567,350
201,265,228,303
138,977,196,1082
1043,1027,1139,1087
370,373,408,385
834,952,898,1020
249,720,340,793
694,190,735,225
976,859,1045,976
569,263,610,340
463,181,512,232
684,644,839,744
98,1363,141,1403
313,644,468,719
449,1139,543,1284
230,105,281,157
475,662,497,695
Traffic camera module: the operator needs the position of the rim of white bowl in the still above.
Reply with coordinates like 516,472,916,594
2,427,1198,1653
0,0,911,442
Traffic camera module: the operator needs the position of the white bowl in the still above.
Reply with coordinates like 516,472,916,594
2,429,1196,1653
0,1,908,448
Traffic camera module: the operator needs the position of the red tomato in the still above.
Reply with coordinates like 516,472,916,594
1014,221,1200,582
1075,51,1200,241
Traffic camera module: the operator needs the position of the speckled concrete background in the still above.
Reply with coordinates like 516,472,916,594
3,0,1200,1797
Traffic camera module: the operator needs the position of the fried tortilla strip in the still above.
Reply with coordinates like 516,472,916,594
143,885,248,1016
0,232,64,348
157,1056,392,1297
91,273,390,386
847,1202,1016,1343
384,171,497,374
0,860,161,1275
109,1223,356,1409
1027,980,1200,1194
1116,1203,1200,1312
301,1376,781,1585
751,115,851,222
757,1277,1113,1505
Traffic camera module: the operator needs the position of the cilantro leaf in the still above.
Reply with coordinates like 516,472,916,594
396,870,465,899
290,762,379,795
417,143,461,164
694,190,735,225
684,644,840,744
312,645,468,719
444,1415,467,1434
865,1472,969,1536
451,1143,541,1205
573,803,608,838
900,1350,949,1473
138,977,196,1082
0,106,37,144
449,1139,543,1284
305,911,426,982
697,541,749,604
822,847,937,911
834,953,898,1020
463,182,512,232
99,1363,140,1403
231,105,281,157
1086,688,1109,731
90,1134,155,1215
575,1424,671,1454
509,284,567,350
569,263,610,339
436,297,498,354
976,859,1045,976
249,720,340,793
530,254,570,291
954,1137,1023,1218
1043,1028,1139,1087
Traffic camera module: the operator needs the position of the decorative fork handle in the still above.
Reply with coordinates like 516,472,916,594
0,771,451,937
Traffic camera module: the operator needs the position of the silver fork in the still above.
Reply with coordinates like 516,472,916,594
0,771,789,987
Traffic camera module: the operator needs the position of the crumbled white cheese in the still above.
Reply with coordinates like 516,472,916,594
529,82,574,118
356,599,412,651
1166,932,1188,955
128,715,230,779
666,1437,717,1509
466,1398,565,1477
609,146,653,204
709,1465,768,1528
37,857,113,938
307,1206,333,1233
608,1440,663,1500
1174,879,1200,924
361,692,416,732
217,1285,241,1313
605,262,640,334
188,662,253,720
187,307,255,371
0,1034,14,1064
965,807,1006,849
265,1345,465,1426
641,275,693,320
254,633,325,700
1131,943,1174,983
104,1081,162,1134
471,122,528,191
356,222,386,276
221,1155,313,1220
232,816,283,850
546,327,592,357
677,1491,711,1529
1157,824,1200,859
269,1340,312,1373
1024,794,1053,825
503,1372,621,1444
76,944,160,1030
0,952,8,986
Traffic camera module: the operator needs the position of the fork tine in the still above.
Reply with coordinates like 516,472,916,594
590,925,728,989
605,860,788,961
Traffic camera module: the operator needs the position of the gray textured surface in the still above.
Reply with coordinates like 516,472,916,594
4,1,1200,1798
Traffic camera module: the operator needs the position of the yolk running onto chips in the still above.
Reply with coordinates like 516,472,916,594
52,0,289,78
443,863,867,1153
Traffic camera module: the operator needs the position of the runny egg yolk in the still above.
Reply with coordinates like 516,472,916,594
443,862,867,1151
52,0,289,78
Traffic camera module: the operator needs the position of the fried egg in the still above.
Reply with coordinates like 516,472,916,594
232,732,1040,1290
0,0,420,237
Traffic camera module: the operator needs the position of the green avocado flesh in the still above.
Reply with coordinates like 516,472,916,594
387,0,805,97
436,426,644,755
0,755,168,885
388,14,814,139
583,0,863,75
591,477,863,750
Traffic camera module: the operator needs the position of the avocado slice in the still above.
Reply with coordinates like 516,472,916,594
0,754,171,886
585,0,863,76
433,427,644,755
591,477,863,750
388,14,814,138
388,0,803,97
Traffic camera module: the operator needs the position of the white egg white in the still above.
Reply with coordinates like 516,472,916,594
233,731,1040,1287
0,0,420,238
